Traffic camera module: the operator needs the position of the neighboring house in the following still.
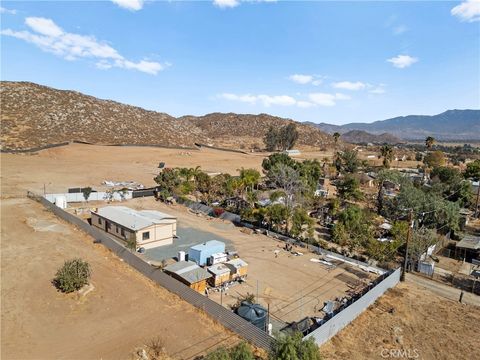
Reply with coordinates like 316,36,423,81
189,240,226,266
283,149,301,156
91,206,177,250
223,197,250,212
163,261,212,293
355,173,375,188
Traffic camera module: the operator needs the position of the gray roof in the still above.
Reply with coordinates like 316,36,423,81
456,235,480,250
94,206,176,231
225,258,248,269
190,240,225,252
207,263,231,276
164,260,212,284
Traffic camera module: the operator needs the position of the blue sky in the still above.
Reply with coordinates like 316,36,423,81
1,0,479,125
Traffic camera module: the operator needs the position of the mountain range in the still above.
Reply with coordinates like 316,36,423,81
307,110,480,141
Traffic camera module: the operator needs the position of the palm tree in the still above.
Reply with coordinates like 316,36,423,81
425,136,435,149
380,144,394,169
333,132,340,146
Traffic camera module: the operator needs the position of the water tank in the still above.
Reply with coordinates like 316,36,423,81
54,195,67,209
236,302,267,330
178,251,186,261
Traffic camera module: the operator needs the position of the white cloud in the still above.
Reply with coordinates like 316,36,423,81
219,90,350,108
219,93,296,107
369,84,387,94
25,17,63,37
111,0,144,11
288,74,323,86
308,93,349,107
387,54,418,68
289,74,313,84
451,0,480,22
0,6,17,15
213,0,277,8
213,0,241,8
332,81,366,91
393,25,408,35
1,17,168,75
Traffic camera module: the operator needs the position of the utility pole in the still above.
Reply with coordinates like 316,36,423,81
474,182,480,218
401,209,414,282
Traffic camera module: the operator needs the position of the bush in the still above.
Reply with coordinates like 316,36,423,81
53,258,91,293
205,342,254,360
270,332,322,360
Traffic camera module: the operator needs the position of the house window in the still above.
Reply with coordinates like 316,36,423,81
98,218,102,225
106,222,111,230
142,231,150,240
116,225,119,233
121,228,125,237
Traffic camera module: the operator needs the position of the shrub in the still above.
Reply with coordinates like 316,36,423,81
53,258,91,293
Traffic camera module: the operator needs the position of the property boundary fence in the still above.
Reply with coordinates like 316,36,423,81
304,268,401,345
27,191,274,350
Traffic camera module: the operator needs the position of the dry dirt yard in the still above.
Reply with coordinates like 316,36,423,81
320,282,480,360
0,197,243,360
125,198,376,325
2,144,479,360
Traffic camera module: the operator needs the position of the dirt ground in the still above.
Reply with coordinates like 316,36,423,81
122,198,376,325
320,282,480,360
2,144,479,360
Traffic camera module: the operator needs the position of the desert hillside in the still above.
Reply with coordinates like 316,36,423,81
340,130,403,144
0,81,333,151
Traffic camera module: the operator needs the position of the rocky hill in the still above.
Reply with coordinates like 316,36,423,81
0,81,333,151
0,81,208,150
180,112,333,149
340,130,403,144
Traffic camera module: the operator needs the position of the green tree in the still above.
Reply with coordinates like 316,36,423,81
380,144,394,169
425,136,435,149
409,228,437,262
53,258,91,293
423,150,445,168
336,150,360,174
270,332,322,360
332,205,374,252
336,175,363,202
465,159,480,180
290,207,314,238
333,132,340,146
82,186,92,202
279,123,300,151
264,125,279,152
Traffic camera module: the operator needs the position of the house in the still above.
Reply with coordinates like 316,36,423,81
225,258,248,281
163,261,212,293
91,206,177,250
355,173,375,188
207,263,231,287
223,197,250,212
283,149,301,156
189,240,226,266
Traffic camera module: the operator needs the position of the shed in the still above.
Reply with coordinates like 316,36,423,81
189,240,226,266
225,258,248,280
207,263,231,287
456,235,480,263
164,261,212,293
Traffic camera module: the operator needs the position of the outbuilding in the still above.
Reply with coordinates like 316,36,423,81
163,261,212,293
207,263,231,287
189,240,226,266
225,258,248,280
91,206,176,250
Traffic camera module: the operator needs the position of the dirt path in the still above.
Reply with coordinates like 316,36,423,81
406,273,480,306
1,197,240,359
